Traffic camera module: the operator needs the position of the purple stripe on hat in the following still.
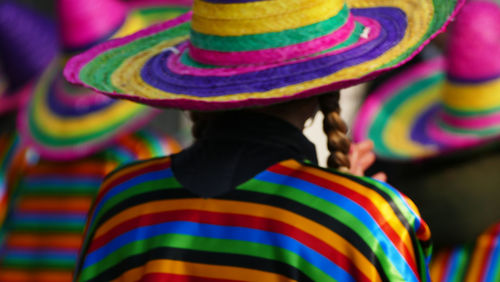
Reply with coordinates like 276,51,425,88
0,2,57,91
446,73,500,84
140,7,407,97
410,103,445,147
47,78,115,117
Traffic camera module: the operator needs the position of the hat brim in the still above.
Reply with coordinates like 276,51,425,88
64,0,464,111
353,57,500,161
19,6,190,161
18,59,158,161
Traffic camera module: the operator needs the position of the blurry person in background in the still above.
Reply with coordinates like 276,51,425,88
0,0,58,234
0,0,191,281
354,0,500,280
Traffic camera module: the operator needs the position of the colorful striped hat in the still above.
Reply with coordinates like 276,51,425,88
64,0,463,111
18,0,191,161
0,1,58,114
354,0,500,160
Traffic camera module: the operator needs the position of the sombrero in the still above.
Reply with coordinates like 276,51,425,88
0,1,58,114
64,0,464,111
18,0,191,161
353,0,500,160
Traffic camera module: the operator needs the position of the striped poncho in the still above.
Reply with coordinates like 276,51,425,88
0,131,180,282
76,157,432,282
0,132,19,227
431,222,500,282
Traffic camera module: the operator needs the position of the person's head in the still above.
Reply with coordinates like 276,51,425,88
190,91,351,171
63,0,463,170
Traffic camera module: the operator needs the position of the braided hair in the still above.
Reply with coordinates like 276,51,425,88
318,92,351,171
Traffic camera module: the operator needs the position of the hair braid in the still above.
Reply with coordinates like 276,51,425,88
318,92,351,171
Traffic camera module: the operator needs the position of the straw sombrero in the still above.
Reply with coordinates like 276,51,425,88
64,0,463,111
18,0,190,161
0,1,58,114
353,0,500,160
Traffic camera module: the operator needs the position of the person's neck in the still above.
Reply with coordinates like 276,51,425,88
249,97,319,131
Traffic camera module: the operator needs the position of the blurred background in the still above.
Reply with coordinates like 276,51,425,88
9,0,54,16
7,0,189,144
4,0,500,253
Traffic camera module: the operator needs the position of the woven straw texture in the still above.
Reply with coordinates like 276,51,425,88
64,0,463,110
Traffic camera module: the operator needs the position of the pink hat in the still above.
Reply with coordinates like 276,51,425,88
18,0,191,160
354,0,500,160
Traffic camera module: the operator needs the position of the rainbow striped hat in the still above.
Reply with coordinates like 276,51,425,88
354,0,500,160
0,1,58,114
18,0,191,161
64,0,463,111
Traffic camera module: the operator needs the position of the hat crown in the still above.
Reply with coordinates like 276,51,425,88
57,0,127,52
188,0,351,66
0,1,57,90
438,0,500,140
446,0,500,80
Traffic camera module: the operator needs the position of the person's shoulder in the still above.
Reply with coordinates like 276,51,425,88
278,159,426,222
103,155,173,187
107,131,182,165
89,156,176,217
268,160,432,281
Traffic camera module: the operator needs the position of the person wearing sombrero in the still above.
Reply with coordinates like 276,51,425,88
353,0,500,160
65,0,463,281
353,0,500,280
0,0,190,280
0,1,58,236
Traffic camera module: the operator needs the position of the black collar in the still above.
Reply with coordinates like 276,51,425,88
172,111,318,197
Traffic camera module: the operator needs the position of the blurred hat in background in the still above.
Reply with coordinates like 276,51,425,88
354,0,500,161
18,0,191,160
0,1,58,114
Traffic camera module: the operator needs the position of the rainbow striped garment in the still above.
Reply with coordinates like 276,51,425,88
0,132,20,228
0,131,180,282
431,222,500,282
76,157,432,282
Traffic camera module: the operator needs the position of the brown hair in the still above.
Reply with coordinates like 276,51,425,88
318,91,351,171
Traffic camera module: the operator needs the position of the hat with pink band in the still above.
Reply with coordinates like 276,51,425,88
63,0,464,111
354,0,500,160
18,0,191,161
